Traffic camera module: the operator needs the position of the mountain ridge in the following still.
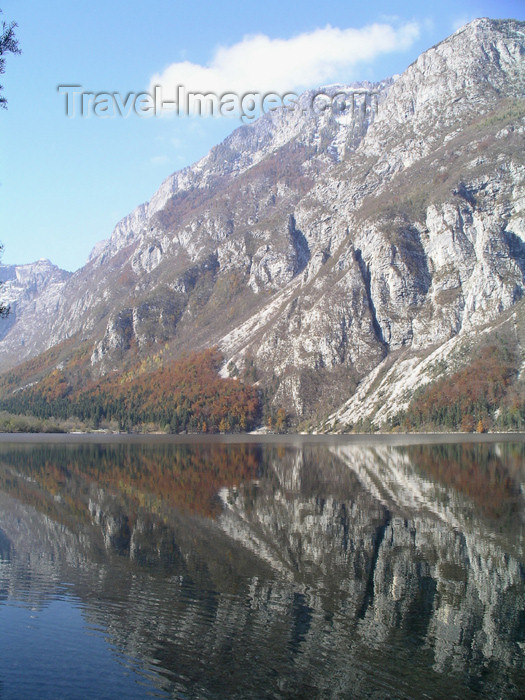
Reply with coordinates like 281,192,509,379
1,17,525,431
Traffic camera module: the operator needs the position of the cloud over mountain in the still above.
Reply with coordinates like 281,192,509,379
149,22,421,113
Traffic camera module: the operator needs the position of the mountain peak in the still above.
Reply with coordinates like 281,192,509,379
1,19,525,430
453,16,525,33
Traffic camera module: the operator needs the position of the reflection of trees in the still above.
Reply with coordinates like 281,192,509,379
402,443,524,521
219,444,525,697
0,441,523,698
0,443,260,520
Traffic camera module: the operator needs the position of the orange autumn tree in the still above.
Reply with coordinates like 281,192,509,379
0,348,261,433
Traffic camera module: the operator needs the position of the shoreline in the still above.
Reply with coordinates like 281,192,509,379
0,431,524,447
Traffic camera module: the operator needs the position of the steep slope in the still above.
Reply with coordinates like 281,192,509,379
1,18,525,428
220,18,525,422
1,82,385,375
0,260,71,368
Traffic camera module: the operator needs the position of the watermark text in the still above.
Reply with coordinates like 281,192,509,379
58,85,380,123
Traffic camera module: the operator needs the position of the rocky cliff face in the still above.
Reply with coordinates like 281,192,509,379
1,19,524,425
0,260,71,367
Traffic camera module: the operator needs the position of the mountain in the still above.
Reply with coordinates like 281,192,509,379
0,259,71,365
1,18,525,430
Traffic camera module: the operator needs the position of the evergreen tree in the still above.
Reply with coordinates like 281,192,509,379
0,9,20,108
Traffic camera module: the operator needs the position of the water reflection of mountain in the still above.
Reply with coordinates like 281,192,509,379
0,441,523,699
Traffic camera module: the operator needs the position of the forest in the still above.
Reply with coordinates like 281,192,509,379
0,348,262,433
2,333,525,434
390,341,525,432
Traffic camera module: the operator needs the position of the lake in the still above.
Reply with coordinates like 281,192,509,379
0,434,523,699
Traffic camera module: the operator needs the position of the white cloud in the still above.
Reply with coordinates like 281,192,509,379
150,155,169,165
149,22,420,113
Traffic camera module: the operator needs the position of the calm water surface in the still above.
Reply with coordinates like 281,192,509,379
0,436,523,699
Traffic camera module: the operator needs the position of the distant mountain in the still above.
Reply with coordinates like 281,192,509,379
1,18,525,430
0,259,71,364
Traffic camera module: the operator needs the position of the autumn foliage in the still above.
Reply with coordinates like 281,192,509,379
0,348,261,433
0,442,261,519
404,443,523,520
398,343,518,431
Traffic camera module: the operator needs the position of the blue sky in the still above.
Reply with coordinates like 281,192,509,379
1,0,524,271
